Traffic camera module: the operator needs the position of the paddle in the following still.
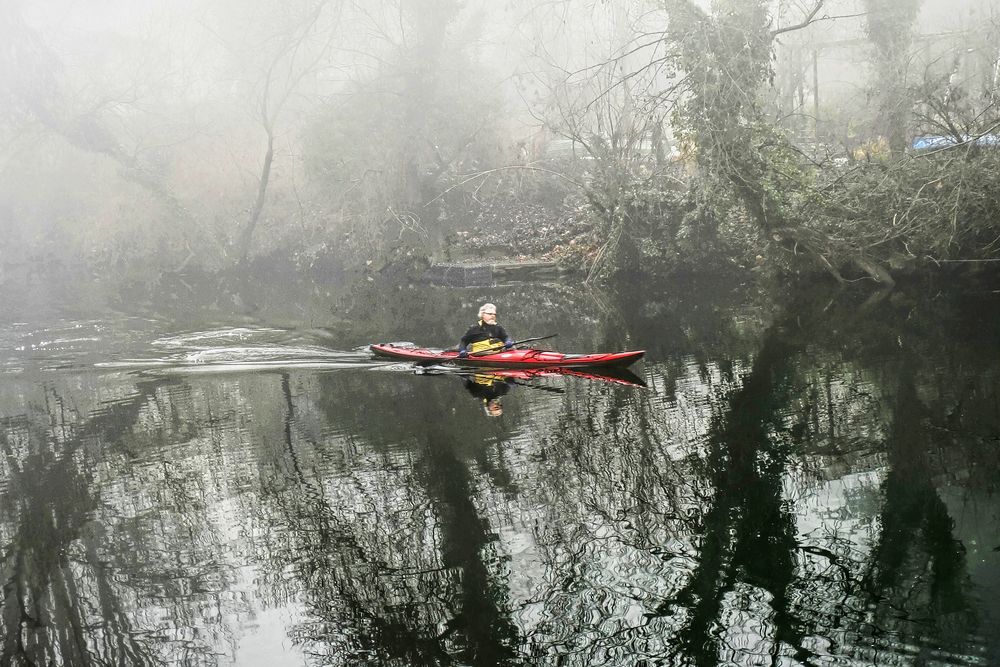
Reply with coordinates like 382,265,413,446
416,334,557,366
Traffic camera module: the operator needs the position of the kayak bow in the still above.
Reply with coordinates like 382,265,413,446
370,343,644,369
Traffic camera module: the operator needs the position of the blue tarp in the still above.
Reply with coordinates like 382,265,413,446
911,134,1000,151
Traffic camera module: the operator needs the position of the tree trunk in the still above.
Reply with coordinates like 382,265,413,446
239,131,274,264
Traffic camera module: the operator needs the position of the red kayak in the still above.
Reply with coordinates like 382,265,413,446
370,343,644,369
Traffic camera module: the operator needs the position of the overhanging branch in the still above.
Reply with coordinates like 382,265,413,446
771,0,826,38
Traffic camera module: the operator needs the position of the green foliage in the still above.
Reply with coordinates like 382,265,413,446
862,0,923,155
863,0,922,61
664,0,806,233
609,173,762,278
642,0,996,284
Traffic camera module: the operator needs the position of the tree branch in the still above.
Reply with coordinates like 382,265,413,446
422,165,585,207
771,0,826,38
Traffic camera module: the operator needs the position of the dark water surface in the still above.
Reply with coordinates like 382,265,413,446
1,280,999,666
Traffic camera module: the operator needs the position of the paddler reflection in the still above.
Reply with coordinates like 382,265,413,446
463,372,513,417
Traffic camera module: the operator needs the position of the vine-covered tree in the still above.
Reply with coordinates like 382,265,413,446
863,0,923,156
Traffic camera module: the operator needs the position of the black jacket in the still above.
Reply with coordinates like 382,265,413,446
463,376,513,401
459,321,513,353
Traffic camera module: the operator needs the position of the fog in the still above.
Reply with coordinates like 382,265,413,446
1,0,997,286
3,4,1000,663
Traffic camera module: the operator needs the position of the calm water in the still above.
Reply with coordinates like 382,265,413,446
1,280,999,666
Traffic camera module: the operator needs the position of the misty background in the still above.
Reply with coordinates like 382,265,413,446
2,0,998,294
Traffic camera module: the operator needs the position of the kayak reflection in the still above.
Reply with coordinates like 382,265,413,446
463,372,513,417
482,365,648,389
418,365,647,417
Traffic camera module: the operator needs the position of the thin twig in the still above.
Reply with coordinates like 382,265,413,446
423,165,585,207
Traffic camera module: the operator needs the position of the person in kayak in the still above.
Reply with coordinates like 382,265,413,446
457,303,514,358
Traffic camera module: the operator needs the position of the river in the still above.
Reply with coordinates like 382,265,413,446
1,276,998,666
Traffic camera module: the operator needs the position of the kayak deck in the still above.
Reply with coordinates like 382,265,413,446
370,343,644,369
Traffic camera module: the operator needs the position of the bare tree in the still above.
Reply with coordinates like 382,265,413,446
212,0,344,264
0,1,194,225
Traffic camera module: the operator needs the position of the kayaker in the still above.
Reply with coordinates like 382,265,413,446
457,303,515,358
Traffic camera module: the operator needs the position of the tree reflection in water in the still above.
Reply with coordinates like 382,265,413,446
504,289,998,666
0,284,998,665
0,377,245,665
252,370,522,665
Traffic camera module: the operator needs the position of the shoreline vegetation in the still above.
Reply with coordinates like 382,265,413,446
2,1,998,302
